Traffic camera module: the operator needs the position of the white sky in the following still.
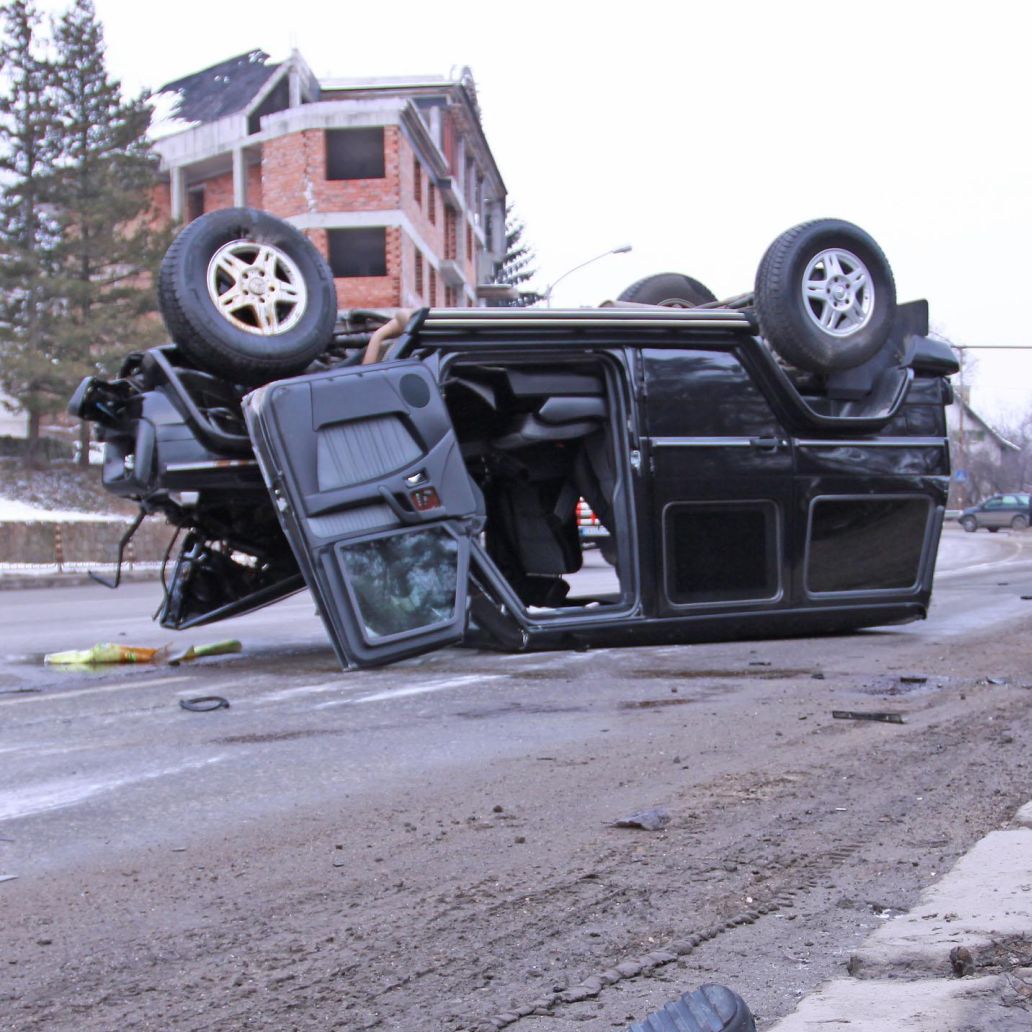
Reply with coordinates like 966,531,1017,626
34,0,1032,422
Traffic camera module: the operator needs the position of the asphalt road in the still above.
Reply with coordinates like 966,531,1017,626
2,525,1031,1030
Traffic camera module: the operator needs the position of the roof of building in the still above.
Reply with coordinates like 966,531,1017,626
952,395,1019,451
150,50,281,138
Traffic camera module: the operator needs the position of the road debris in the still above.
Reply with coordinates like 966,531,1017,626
625,982,756,1032
178,696,230,712
0,874,18,884
612,807,670,831
950,945,975,977
832,710,905,724
45,642,170,665
899,675,928,685
985,676,1008,686
44,639,242,667
168,640,242,665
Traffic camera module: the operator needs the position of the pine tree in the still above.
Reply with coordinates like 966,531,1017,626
492,206,542,307
49,0,169,464
0,0,63,466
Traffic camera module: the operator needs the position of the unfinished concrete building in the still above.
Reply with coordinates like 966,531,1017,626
150,50,508,310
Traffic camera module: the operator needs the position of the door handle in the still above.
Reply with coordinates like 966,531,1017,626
750,436,785,451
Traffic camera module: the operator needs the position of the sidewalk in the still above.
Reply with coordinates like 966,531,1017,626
766,801,1032,1031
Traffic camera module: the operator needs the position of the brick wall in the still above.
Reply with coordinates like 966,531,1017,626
153,124,479,308
398,133,443,257
201,170,235,211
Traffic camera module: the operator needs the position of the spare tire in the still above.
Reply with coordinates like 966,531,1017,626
618,273,716,308
158,208,337,385
755,219,896,373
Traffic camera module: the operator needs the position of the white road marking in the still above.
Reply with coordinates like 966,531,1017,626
256,680,355,703
315,673,505,708
0,754,226,823
2,675,191,706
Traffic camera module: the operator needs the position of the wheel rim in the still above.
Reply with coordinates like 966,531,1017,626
206,239,308,336
801,247,874,337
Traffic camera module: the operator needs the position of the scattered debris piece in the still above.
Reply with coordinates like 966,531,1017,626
832,710,905,724
0,687,42,694
748,661,771,667
1021,596,1032,601
45,639,242,667
899,675,928,685
811,672,825,680
179,696,230,712
986,677,1008,686
45,642,169,665
625,982,756,1032
950,945,975,977
612,807,670,831
0,875,17,884
168,640,242,666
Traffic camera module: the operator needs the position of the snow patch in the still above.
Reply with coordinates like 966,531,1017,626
148,89,200,141
0,497,129,523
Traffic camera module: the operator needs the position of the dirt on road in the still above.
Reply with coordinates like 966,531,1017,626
3,590,1032,1030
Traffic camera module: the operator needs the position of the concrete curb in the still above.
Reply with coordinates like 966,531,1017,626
766,803,1032,1031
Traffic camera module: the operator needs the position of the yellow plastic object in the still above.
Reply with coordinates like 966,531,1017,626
44,642,168,665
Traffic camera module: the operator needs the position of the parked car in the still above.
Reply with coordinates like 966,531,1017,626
958,494,1031,532
70,209,959,669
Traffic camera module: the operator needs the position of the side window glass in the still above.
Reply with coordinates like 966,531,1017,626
643,349,779,437
338,527,459,643
664,501,780,605
807,497,930,594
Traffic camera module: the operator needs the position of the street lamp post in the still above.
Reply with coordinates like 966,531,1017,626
543,244,632,308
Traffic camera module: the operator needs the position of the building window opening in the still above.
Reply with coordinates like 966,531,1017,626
413,155,422,205
414,251,424,297
187,187,205,222
325,128,385,180
428,182,437,225
445,206,457,260
428,265,437,305
327,227,387,278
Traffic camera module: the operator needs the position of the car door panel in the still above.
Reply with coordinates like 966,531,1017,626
642,348,794,617
244,360,482,669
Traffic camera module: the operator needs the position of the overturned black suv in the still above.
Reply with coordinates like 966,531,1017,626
71,209,959,669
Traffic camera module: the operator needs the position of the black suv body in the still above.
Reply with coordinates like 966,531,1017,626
75,302,957,670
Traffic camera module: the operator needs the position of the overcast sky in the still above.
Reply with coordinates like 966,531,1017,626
35,0,1032,421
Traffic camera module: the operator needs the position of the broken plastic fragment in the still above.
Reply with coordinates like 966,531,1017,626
44,642,170,665
167,640,242,666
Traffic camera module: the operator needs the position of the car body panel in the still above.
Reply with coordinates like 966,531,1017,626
73,306,958,671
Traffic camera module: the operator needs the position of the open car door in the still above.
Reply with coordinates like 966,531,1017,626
244,360,483,669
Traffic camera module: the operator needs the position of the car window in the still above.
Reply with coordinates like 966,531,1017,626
339,527,460,642
1002,495,1019,505
985,499,1003,509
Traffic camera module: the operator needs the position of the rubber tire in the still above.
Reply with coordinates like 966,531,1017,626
960,516,977,532
1012,515,1028,530
754,219,896,373
158,208,337,386
618,273,716,308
